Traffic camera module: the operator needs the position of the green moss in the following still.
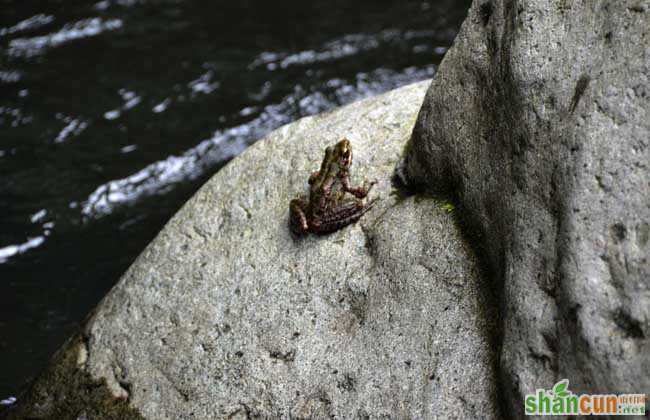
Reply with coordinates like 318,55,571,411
439,202,455,214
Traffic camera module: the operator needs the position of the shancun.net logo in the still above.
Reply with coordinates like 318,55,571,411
525,379,646,416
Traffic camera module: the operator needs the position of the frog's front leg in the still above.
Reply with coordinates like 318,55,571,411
340,172,376,199
313,175,338,214
289,197,310,235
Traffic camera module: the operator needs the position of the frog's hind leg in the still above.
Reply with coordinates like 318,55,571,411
311,198,377,234
308,171,320,185
289,198,310,235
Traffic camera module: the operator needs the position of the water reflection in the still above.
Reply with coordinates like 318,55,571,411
53,116,88,143
0,14,54,37
0,70,23,83
0,236,46,264
103,89,142,120
8,18,123,58
249,29,443,71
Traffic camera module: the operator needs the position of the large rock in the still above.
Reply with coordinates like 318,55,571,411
401,0,649,417
6,81,501,419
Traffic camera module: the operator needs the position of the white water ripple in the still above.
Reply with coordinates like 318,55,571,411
7,18,123,58
249,29,436,71
0,237,46,264
81,65,434,219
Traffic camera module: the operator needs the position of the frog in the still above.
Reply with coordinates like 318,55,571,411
289,138,377,235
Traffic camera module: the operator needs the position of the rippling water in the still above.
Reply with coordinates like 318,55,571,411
0,0,469,398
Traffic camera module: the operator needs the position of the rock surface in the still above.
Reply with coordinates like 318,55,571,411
401,0,649,417
6,81,500,419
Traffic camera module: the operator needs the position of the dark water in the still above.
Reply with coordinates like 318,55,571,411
0,0,469,399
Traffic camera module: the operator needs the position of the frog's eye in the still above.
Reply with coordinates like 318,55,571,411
342,148,352,166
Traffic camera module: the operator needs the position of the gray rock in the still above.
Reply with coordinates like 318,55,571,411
401,0,649,417
7,81,500,419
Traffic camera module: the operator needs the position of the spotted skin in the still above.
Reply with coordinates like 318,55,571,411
289,139,377,235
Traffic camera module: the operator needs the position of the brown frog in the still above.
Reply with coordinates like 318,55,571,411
289,138,377,235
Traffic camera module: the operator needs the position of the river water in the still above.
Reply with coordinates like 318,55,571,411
0,0,469,399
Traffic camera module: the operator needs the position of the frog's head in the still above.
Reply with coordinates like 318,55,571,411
333,138,353,169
